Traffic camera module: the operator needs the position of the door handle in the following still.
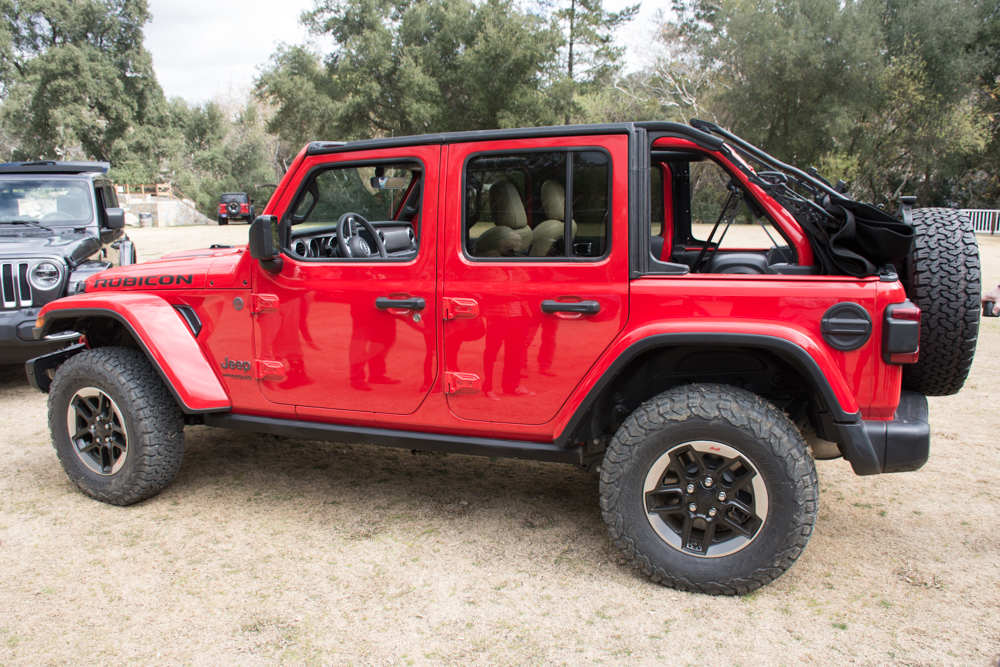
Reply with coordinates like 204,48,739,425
541,300,600,315
376,296,425,311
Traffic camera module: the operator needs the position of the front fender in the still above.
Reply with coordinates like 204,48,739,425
36,292,231,413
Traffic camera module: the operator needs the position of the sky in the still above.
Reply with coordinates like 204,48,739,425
144,0,664,104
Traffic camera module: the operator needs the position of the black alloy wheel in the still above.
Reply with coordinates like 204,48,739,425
644,440,768,557
67,387,129,476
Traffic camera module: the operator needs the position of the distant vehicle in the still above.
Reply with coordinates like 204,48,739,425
0,160,134,364
217,192,254,225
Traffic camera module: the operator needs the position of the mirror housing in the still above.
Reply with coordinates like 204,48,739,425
249,215,283,273
105,207,126,229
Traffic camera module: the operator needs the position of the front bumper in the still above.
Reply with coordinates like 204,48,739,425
0,307,74,364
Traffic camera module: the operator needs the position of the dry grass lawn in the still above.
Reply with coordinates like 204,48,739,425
0,223,997,666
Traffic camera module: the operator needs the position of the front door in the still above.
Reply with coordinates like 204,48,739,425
252,145,439,415
442,136,630,425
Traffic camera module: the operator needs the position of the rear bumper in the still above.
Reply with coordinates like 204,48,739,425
864,390,930,474
827,390,929,475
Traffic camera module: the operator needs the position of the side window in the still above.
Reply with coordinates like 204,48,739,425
292,166,414,226
94,186,108,226
104,186,119,208
464,150,610,259
285,162,421,260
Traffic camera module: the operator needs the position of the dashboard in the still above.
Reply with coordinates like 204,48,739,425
288,222,418,259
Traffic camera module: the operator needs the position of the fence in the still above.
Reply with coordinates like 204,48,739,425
962,209,1000,235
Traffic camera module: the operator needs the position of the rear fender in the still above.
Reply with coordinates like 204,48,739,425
555,323,881,475
36,292,231,413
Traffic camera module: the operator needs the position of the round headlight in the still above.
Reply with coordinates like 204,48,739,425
30,261,62,291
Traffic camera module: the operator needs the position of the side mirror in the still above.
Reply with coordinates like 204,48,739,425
249,215,283,272
105,207,126,229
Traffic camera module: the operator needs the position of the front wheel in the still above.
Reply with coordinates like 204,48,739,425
48,347,185,505
600,384,818,595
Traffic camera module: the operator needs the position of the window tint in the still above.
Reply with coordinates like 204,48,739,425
292,166,415,228
464,151,610,259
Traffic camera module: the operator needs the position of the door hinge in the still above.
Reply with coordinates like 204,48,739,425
256,359,285,380
443,297,479,320
444,371,481,394
252,294,279,313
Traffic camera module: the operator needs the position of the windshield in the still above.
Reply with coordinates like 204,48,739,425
0,179,94,226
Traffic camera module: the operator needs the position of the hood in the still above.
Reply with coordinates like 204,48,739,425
0,227,100,264
84,245,250,292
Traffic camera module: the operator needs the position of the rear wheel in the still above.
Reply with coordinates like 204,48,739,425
48,347,185,505
217,216,227,226
600,384,817,595
902,208,980,396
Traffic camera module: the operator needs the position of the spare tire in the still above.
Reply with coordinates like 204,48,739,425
901,208,980,396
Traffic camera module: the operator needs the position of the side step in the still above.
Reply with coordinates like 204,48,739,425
203,413,584,465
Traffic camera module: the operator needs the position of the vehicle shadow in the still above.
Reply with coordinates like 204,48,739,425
171,423,610,553
0,363,29,388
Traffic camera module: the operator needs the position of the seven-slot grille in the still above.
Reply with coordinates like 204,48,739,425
1,262,32,309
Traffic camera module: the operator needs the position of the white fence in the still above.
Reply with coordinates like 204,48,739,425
963,209,1000,235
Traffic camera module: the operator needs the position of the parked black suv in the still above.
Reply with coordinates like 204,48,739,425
0,161,134,364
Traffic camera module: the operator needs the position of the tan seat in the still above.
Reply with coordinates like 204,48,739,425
471,180,532,256
529,180,577,257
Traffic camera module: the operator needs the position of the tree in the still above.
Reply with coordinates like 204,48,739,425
669,0,884,167
257,0,562,143
0,0,164,167
550,0,638,123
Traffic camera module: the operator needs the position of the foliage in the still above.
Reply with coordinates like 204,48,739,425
548,0,638,123
257,0,562,143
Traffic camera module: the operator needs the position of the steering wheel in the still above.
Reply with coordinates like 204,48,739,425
336,212,388,259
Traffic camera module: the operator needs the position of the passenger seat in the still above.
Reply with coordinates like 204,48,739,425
530,180,577,257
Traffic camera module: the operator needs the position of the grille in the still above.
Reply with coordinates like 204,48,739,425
1,262,32,309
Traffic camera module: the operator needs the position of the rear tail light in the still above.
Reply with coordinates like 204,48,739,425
883,301,921,364
241,203,249,213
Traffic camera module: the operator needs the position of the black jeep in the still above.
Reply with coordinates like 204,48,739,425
0,161,134,364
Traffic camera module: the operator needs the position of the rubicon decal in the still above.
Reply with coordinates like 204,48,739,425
92,274,194,288
220,356,252,380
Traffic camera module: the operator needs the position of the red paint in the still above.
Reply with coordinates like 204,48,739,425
39,292,231,412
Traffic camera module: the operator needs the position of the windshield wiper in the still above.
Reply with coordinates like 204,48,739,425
0,219,50,229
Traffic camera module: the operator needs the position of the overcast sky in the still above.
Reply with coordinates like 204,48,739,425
144,0,663,104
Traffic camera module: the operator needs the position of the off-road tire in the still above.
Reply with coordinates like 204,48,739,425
48,347,185,505
600,384,818,595
902,208,980,396
217,216,227,226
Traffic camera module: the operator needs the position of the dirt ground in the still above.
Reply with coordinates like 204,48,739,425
0,223,998,666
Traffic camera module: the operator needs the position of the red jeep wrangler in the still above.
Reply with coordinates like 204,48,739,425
26,121,980,595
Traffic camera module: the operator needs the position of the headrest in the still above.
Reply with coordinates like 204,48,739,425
489,180,527,230
541,180,565,221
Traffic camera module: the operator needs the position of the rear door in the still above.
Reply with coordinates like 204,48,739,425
441,135,630,425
